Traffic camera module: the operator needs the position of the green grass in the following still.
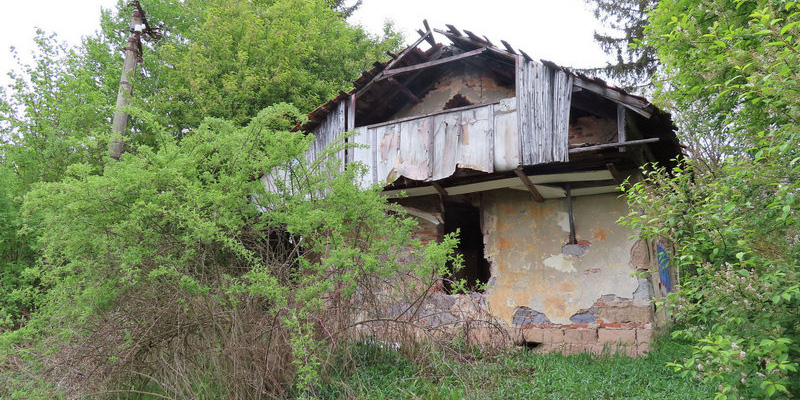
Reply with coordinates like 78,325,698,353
317,339,716,400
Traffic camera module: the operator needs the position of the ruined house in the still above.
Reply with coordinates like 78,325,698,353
294,24,680,356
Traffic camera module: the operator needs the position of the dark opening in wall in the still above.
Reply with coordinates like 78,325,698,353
443,202,490,293
443,94,472,110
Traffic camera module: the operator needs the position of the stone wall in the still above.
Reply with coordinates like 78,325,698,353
393,190,663,356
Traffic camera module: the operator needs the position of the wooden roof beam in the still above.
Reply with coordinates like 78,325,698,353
377,47,487,80
573,78,653,118
514,167,545,202
388,77,421,103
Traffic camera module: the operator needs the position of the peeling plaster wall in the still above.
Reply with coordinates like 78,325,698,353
392,65,515,119
482,190,639,325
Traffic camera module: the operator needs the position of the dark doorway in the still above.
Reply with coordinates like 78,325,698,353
443,202,490,293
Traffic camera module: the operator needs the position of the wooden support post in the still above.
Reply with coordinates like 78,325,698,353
606,163,624,186
109,4,145,160
566,184,576,244
617,104,627,152
431,182,448,197
513,168,544,202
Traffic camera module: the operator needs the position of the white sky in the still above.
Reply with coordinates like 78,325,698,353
0,0,612,88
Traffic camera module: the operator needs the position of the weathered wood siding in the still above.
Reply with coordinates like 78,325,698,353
516,59,573,165
308,100,346,170
347,101,514,187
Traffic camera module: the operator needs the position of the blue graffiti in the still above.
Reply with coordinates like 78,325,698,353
656,241,672,292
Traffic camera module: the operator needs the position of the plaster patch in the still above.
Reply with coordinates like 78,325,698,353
556,211,571,232
543,254,576,272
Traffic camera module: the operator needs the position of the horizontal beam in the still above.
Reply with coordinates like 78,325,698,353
573,78,653,118
382,170,613,198
378,47,487,80
568,138,660,154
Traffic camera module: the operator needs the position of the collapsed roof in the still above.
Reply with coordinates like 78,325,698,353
293,22,682,199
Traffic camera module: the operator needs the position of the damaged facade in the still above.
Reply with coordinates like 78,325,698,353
292,24,681,356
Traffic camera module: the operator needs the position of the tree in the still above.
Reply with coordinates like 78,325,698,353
0,0,402,329
583,0,659,91
620,0,800,397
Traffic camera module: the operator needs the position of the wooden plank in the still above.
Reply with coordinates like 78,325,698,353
456,106,492,173
382,170,613,198
445,24,462,36
514,167,544,202
422,19,436,46
568,137,660,154
361,100,501,130
388,77,421,103
606,163,624,186
347,94,356,131
493,98,519,171
617,104,627,152
431,112,460,180
396,117,431,181
500,40,517,54
353,32,431,99
378,47,487,79
573,78,652,118
350,127,374,189
376,124,399,184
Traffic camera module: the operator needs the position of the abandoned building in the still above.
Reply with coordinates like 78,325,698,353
292,24,680,356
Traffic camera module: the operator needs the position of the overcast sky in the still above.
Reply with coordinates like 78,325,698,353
0,0,612,88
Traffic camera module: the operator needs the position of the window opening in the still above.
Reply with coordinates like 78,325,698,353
443,202,490,293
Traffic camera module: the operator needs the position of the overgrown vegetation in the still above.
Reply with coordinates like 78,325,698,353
616,0,800,398
2,0,798,398
316,338,716,399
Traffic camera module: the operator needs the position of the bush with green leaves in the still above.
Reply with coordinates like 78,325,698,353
619,1,800,397
0,104,455,399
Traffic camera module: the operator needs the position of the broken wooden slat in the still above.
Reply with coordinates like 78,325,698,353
518,49,533,61
445,24,463,36
568,137,660,154
514,167,544,202
463,29,486,44
500,40,517,54
422,20,437,46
